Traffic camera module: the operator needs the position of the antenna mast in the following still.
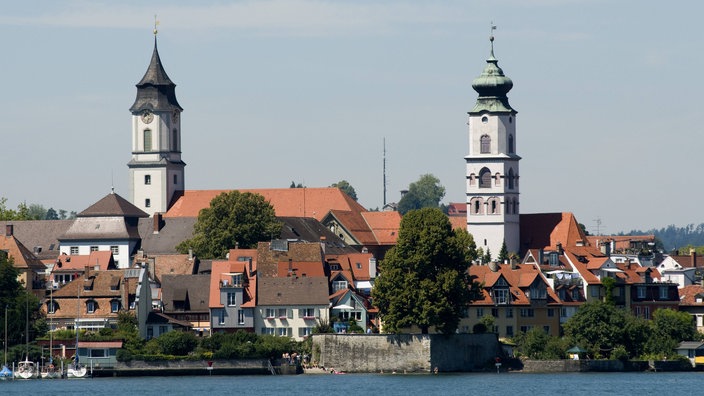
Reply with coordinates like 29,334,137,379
383,138,387,207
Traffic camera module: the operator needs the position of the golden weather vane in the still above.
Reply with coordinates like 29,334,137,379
153,15,160,36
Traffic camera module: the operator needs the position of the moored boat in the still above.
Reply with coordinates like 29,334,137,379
14,359,38,379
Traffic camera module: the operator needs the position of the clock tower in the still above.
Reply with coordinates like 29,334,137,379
128,32,184,216
465,33,520,259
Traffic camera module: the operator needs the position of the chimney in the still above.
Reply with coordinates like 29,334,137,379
369,257,377,279
538,248,544,265
248,258,253,274
84,265,90,280
288,258,293,275
320,236,326,255
122,276,129,310
556,242,564,255
153,212,163,234
5,224,13,237
691,249,697,268
188,249,194,261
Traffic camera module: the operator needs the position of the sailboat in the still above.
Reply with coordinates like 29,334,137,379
66,280,87,379
0,305,12,380
15,292,38,379
41,287,59,379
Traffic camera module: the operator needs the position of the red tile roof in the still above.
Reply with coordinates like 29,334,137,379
520,212,588,250
680,285,704,306
165,188,366,221
209,255,257,309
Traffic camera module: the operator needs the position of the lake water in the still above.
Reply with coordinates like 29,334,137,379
1,371,702,395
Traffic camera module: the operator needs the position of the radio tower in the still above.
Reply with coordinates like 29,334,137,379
383,138,387,207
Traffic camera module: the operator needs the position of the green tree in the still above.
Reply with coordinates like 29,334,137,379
645,308,698,357
26,204,47,220
290,181,304,188
155,331,198,356
45,208,59,220
564,301,630,356
0,255,45,347
176,191,282,259
372,208,477,334
0,197,18,220
330,180,358,201
397,174,446,215
497,241,509,263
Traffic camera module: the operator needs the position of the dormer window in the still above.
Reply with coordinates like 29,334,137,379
47,301,59,314
111,300,121,313
86,300,97,314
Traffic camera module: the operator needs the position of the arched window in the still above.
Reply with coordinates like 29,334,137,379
506,197,512,214
468,174,476,186
479,168,491,188
512,199,518,214
508,168,515,190
143,129,152,152
471,198,484,215
495,172,501,186
491,200,497,214
480,135,491,154
508,134,514,154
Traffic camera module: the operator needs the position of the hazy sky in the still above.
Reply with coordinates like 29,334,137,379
2,0,702,235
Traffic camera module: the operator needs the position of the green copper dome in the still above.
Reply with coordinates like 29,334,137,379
470,37,515,114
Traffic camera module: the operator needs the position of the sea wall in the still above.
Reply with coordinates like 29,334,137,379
312,333,502,373
521,359,651,372
93,359,271,376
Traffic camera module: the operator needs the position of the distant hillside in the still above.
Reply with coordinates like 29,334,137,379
622,224,704,252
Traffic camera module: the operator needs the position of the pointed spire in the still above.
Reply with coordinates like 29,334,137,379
130,22,182,113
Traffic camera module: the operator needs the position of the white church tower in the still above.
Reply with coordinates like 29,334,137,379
128,30,185,216
465,32,520,259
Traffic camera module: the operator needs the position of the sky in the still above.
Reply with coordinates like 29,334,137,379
2,0,703,235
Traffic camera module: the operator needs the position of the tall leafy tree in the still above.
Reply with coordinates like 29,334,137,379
176,191,282,259
0,254,45,347
373,208,477,334
330,180,358,201
645,308,698,356
397,174,446,215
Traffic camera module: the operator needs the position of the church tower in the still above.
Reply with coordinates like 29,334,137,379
465,32,520,259
128,31,184,216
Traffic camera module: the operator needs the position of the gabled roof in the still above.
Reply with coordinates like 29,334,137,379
257,276,329,306
680,285,704,306
256,241,324,278
138,217,197,255
209,258,256,309
0,220,72,261
520,212,588,251
278,217,358,254
361,211,401,245
78,192,148,218
53,251,115,272
276,261,327,278
469,263,562,306
164,188,366,221
0,233,46,271
326,252,375,282
160,274,211,313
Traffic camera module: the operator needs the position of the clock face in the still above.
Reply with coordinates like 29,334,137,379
141,110,154,124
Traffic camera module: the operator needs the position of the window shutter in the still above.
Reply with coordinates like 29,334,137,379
298,308,304,318
288,327,292,337
287,309,293,319
315,308,320,318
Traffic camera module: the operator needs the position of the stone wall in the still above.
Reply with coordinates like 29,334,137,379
521,359,651,372
312,333,502,373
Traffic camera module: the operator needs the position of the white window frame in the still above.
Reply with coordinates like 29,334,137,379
227,292,237,307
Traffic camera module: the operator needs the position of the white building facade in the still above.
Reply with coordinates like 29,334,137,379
128,35,185,216
466,35,520,258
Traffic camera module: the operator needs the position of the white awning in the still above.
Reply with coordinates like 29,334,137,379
332,304,355,310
